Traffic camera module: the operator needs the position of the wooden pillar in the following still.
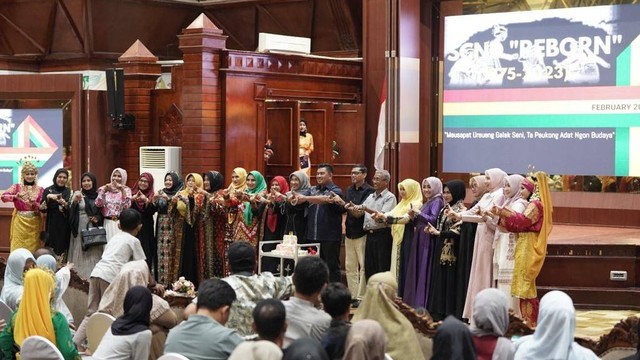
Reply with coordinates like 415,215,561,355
118,40,161,186
178,14,228,176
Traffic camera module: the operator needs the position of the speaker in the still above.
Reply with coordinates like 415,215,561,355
105,68,125,120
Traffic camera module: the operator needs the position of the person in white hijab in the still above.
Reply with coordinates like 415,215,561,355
514,291,598,360
229,340,283,360
36,255,74,326
0,248,36,310
470,288,515,360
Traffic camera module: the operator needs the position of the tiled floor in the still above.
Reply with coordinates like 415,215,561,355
575,309,639,339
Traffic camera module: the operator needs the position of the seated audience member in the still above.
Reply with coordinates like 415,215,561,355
283,338,329,360
343,319,389,360
73,208,146,350
0,268,79,360
252,298,287,346
33,246,56,259
320,282,352,360
352,272,422,360
470,288,515,360
36,255,75,327
514,291,599,360
92,286,153,360
229,341,282,360
431,315,477,360
0,248,36,310
621,321,640,360
183,241,293,336
164,279,244,360
283,257,331,347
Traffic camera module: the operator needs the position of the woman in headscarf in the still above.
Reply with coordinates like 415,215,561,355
454,175,487,319
68,172,104,279
453,168,507,322
40,168,72,256
222,167,248,274
283,338,328,360
229,340,283,360
427,180,466,321
352,271,423,360
470,288,515,360
96,167,132,242
131,172,157,277
92,286,153,360
154,171,184,284
93,261,176,360
2,160,44,252
36,255,74,327
0,248,36,310
0,268,79,360
514,291,598,359
343,319,389,360
403,177,444,308
261,176,290,273
379,178,422,294
492,174,527,315
431,315,477,360
498,172,553,326
234,170,267,247
298,119,314,177
176,173,205,286
284,170,310,242
199,170,226,279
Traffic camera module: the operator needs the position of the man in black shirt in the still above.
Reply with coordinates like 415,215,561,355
337,165,373,303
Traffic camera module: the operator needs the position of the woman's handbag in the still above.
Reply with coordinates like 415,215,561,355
81,222,107,251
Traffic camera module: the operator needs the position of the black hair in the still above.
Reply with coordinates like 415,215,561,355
321,282,352,318
196,279,236,311
293,257,329,296
227,241,256,273
317,163,334,175
253,298,287,341
300,118,307,125
353,164,368,174
119,208,142,231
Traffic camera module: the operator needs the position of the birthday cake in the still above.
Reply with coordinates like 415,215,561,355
273,234,307,256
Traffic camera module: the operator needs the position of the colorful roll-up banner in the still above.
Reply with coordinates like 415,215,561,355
443,4,640,176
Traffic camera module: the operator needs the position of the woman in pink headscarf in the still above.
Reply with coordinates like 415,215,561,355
261,176,290,273
450,168,507,322
96,167,132,242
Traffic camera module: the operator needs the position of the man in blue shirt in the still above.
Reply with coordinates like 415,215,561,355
292,163,345,282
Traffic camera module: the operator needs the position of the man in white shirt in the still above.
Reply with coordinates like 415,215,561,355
73,208,146,350
283,256,331,347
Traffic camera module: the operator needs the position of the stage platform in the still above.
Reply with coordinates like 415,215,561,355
538,224,640,310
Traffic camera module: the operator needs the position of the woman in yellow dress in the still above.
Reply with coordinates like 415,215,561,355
298,119,314,177
1,160,44,252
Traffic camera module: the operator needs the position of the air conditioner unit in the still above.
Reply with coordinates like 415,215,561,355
139,146,182,193
257,32,311,54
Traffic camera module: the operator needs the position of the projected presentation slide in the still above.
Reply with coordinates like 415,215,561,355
442,4,640,176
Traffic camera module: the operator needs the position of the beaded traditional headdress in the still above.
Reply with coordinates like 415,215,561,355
18,156,39,183
526,164,542,201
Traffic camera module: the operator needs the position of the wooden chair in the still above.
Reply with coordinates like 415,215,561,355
0,300,13,324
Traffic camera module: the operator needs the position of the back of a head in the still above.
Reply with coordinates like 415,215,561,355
344,320,387,360
533,291,577,346
33,247,55,259
471,288,509,337
14,268,56,346
283,338,329,360
229,340,283,360
227,241,256,274
321,282,351,318
119,208,142,231
253,299,286,341
197,279,237,312
111,285,153,335
293,257,329,296
432,315,476,360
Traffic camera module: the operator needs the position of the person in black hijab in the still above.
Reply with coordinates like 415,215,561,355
154,171,184,284
427,179,467,321
201,170,227,278
68,172,104,278
92,286,153,359
284,338,330,360
40,168,71,255
431,315,477,360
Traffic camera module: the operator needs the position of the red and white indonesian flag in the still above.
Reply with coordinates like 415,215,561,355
374,76,387,171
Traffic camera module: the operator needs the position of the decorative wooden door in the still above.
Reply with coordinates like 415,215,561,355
263,100,300,184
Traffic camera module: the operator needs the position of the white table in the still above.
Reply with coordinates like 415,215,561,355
257,240,321,276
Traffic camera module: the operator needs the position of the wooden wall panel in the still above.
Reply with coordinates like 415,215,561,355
332,103,364,189
264,101,299,184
